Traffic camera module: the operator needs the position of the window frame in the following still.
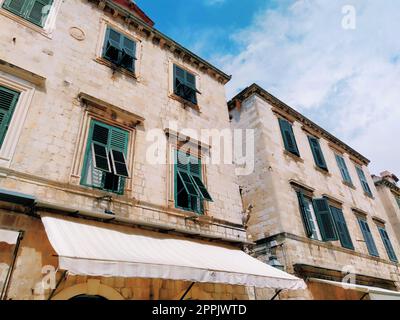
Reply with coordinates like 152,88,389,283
0,0,61,38
297,191,322,241
308,136,328,171
278,118,300,157
335,153,353,185
355,165,373,197
80,119,130,195
357,217,379,257
378,226,398,263
174,150,211,215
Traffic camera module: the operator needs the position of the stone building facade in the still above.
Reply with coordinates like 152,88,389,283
228,84,400,299
374,172,400,246
0,0,261,300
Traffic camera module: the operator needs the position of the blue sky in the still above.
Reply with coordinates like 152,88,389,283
138,0,400,176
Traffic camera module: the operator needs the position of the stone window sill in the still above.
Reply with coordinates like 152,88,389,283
94,57,138,80
169,93,201,112
283,150,304,163
342,180,356,190
314,166,331,176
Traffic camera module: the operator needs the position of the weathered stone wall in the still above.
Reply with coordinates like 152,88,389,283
0,0,244,241
230,94,400,297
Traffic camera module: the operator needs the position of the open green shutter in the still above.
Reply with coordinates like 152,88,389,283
356,166,372,196
308,136,327,170
103,28,122,64
120,36,136,72
378,227,398,262
297,192,314,238
0,86,20,147
358,218,379,257
312,198,338,241
330,206,354,250
278,118,300,156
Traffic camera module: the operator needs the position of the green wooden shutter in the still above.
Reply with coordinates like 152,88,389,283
335,154,352,184
356,166,372,196
278,118,300,156
308,136,327,170
297,192,314,238
120,36,136,72
0,86,20,147
103,28,123,64
378,227,398,262
330,206,354,250
3,0,53,27
396,196,400,209
173,65,197,104
26,0,53,26
312,198,338,241
2,0,28,16
358,218,379,257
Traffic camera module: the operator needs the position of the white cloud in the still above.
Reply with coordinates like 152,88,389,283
217,0,400,175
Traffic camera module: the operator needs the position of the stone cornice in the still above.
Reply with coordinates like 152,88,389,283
88,0,231,84
228,83,370,165
375,179,400,196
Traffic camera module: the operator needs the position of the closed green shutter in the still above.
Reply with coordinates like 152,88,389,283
278,118,300,156
330,206,354,250
81,121,129,194
358,218,379,257
378,227,398,262
312,198,338,241
308,136,327,170
3,0,53,27
335,154,353,184
356,166,372,196
0,86,20,148
297,192,314,238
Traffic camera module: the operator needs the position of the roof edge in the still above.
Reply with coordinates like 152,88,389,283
90,0,231,84
228,83,370,165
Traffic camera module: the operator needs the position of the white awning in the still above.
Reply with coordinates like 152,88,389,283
0,229,19,245
309,278,400,300
41,214,306,290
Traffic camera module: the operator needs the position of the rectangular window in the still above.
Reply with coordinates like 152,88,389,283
358,218,379,257
356,166,373,196
81,120,130,195
0,85,20,148
330,206,354,250
174,150,212,215
102,27,136,73
297,192,322,241
308,136,328,170
2,0,53,27
335,154,353,185
312,198,338,241
278,118,300,157
378,227,398,262
173,64,199,105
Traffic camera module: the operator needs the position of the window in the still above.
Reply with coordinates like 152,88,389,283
356,166,373,196
102,27,136,73
330,206,354,250
358,218,379,257
378,227,398,262
174,150,212,214
308,136,328,171
173,64,199,105
312,198,338,241
297,192,322,240
0,85,19,148
81,120,130,195
2,0,53,27
335,154,353,185
278,118,300,157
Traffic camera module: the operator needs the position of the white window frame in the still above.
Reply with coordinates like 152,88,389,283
304,197,322,241
0,0,63,38
0,71,35,168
